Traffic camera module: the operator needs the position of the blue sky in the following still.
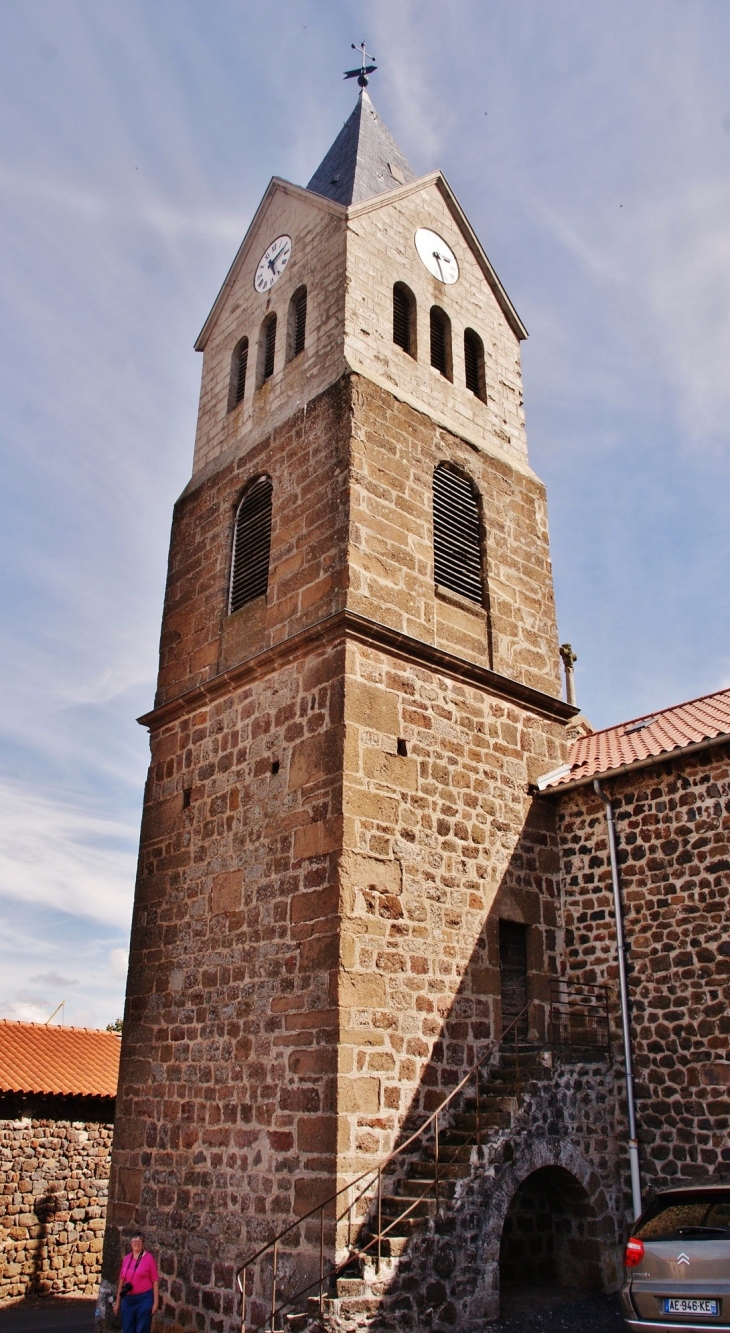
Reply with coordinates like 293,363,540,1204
1,0,729,1026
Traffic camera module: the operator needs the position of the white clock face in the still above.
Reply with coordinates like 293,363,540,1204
254,235,292,293
415,228,459,285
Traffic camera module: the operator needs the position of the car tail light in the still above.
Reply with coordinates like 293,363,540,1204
625,1237,644,1267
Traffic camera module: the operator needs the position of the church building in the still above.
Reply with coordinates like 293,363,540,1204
100,81,730,1333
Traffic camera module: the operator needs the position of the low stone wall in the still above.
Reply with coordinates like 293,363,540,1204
557,743,730,1188
0,1117,113,1305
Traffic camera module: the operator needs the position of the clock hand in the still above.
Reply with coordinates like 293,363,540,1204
268,246,289,272
433,251,445,281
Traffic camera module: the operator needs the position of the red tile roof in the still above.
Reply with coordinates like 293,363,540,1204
0,1020,120,1097
539,687,730,791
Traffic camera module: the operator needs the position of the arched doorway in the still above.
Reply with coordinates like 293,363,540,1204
499,1166,604,1313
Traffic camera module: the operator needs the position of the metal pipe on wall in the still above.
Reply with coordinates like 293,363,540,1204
593,777,643,1220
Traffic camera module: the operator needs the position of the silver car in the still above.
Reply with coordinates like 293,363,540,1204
621,1185,730,1333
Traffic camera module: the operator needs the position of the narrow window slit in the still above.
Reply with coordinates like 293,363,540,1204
430,306,451,378
393,283,415,356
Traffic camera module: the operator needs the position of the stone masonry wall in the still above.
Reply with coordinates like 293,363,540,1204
106,632,346,1326
556,744,730,1190
155,376,350,708
336,637,570,1201
0,1118,112,1305
347,376,562,698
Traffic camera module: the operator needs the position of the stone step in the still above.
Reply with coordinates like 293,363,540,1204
381,1194,437,1219
464,1089,518,1107
446,1109,511,1132
285,1313,312,1332
416,1141,474,1163
358,1233,410,1259
398,1176,459,1200
406,1159,472,1181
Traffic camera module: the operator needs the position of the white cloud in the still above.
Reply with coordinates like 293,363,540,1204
4,1000,54,1024
109,948,129,980
0,780,137,928
29,970,78,988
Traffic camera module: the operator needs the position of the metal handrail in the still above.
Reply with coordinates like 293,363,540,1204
236,978,610,1332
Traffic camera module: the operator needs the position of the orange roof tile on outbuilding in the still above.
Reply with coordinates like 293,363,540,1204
0,1020,120,1098
537,686,730,792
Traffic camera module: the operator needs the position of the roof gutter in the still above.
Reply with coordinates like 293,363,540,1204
537,730,730,797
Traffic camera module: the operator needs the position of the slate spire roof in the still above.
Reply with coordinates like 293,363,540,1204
307,90,415,207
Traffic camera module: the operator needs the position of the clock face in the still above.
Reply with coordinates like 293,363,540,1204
414,228,459,285
254,235,292,293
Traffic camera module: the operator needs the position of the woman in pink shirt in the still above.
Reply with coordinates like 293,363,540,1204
113,1231,159,1333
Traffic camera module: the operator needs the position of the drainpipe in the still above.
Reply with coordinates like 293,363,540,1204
593,777,642,1221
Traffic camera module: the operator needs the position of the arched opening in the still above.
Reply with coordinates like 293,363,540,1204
432,462,484,605
464,327,486,400
258,313,277,385
229,336,249,410
229,475,273,613
393,282,416,357
429,305,452,380
287,286,307,360
499,1166,604,1315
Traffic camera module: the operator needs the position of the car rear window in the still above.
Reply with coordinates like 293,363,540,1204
636,1193,730,1241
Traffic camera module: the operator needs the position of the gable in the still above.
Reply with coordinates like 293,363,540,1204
195,178,345,352
348,171,527,341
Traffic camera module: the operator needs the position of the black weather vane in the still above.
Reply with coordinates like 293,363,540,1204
344,41,377,88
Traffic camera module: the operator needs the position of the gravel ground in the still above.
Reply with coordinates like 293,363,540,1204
495,1292,625,1333
0,1291,626,1333
0,1298,95,1333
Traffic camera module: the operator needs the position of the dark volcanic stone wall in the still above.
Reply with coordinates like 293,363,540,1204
556,744,730,1189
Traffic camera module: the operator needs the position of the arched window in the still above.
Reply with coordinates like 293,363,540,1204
393,283,416,357
288,287,307,360
229,337,248,410
430,306,452,380
464,328,486,401
432,463,484,604
258,313,277,384
229,475,273,613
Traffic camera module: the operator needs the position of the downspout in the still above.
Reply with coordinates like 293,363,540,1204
593,777,643,1220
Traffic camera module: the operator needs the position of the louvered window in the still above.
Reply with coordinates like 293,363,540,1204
262,315,277,381
464,328,485,400
292,288,307,356
230,337,248,409
430,307,451,378
393,283,414,355
229,476,272,613
433,464,483,604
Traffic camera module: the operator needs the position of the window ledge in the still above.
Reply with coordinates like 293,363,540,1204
435,583,486,619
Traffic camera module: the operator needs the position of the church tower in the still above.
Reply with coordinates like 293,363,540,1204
103,85,576,1331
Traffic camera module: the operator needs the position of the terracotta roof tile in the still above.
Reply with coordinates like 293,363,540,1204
539,687,730,790
0,1020,120,1097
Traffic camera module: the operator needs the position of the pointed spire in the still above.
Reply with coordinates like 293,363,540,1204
307,91,415,207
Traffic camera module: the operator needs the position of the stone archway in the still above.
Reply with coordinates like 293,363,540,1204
499,1165,604,1308
465,1135,620,1323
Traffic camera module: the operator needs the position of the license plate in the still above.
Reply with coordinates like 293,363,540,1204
663,1299,719,1316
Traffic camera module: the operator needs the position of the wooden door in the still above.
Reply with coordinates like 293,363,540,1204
499,921,528,1038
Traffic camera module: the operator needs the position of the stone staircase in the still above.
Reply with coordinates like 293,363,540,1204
290,1046,552,1330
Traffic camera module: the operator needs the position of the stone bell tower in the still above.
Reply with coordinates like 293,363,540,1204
102,85,575,1331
